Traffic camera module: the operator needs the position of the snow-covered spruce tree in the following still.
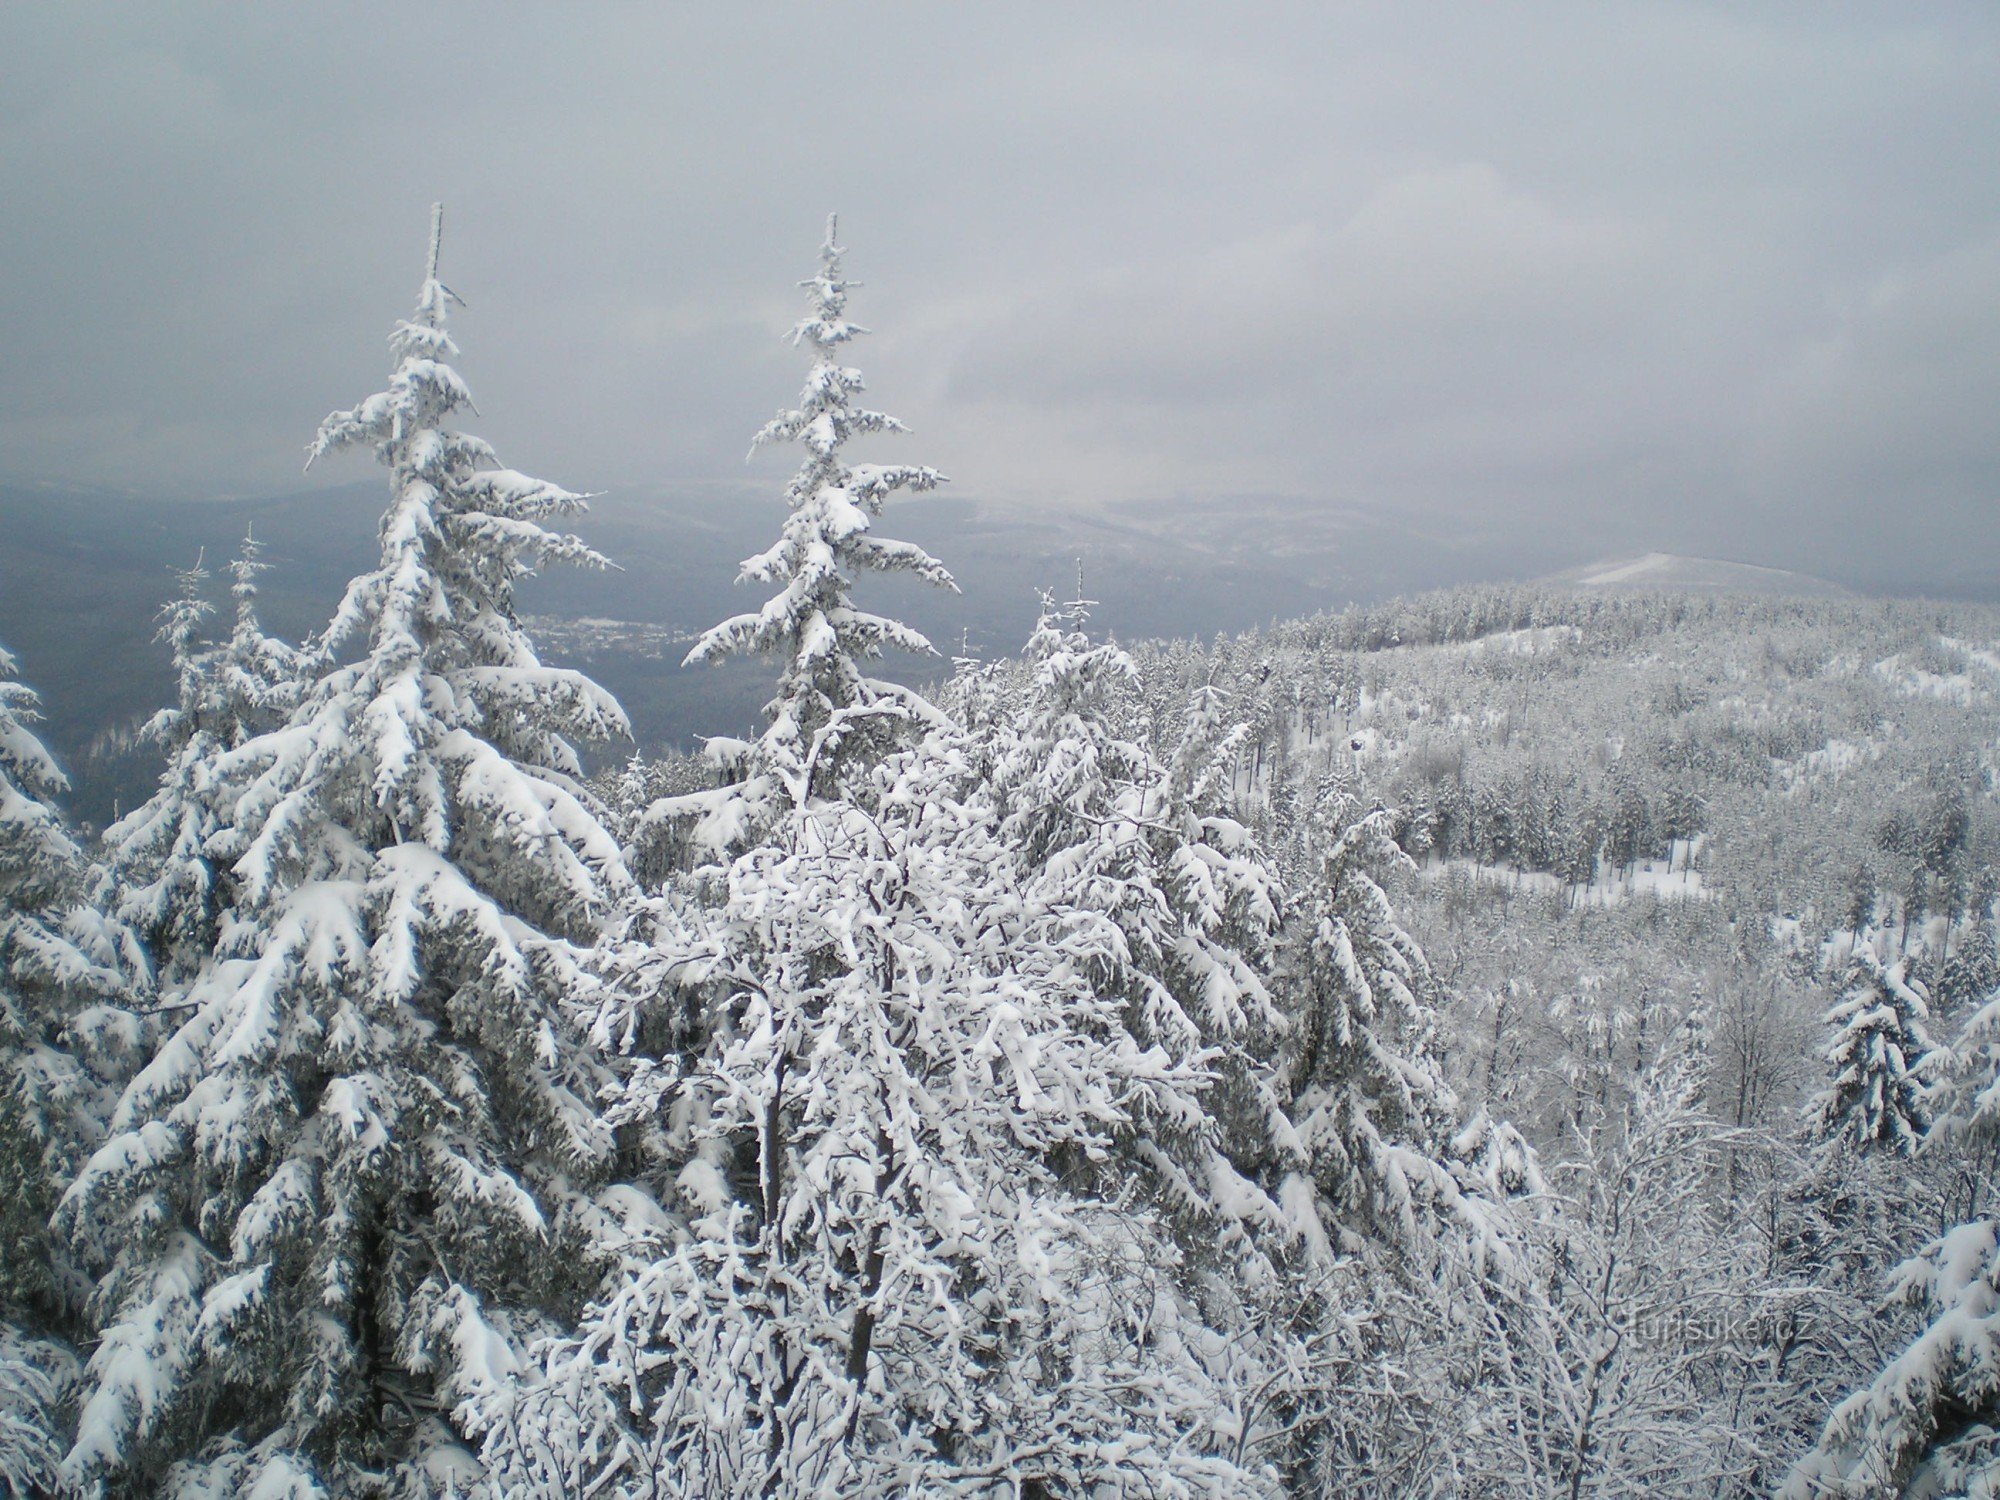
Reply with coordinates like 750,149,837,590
1752,1142,1933,1493
1265,773,1541,1494
56,206,634,1496
97,534,301,996
1769,949,1951,1471
976,601,1299,1259
0,644,136,1495
665,213,953,857
1937,926,2000,1021
1275,772,1466,1257
482,738,1277,1496
1780,962,2000,1496
1808,944,1933,1157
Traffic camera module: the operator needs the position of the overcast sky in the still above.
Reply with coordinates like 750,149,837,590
3,3,1996,590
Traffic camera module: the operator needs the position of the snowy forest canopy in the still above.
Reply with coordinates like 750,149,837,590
4,209,2000,1498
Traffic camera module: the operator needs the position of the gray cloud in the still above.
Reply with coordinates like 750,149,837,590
1,2,1996,592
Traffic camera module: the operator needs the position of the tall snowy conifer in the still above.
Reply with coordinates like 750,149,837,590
0,645,134,1495
1808,946,1933,1157
1782,1216,2000,1498
669,214,954,853
57,207,634,1496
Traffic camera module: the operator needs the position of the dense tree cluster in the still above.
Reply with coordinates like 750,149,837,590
1,209,1998,1498
1097,547,2000,1495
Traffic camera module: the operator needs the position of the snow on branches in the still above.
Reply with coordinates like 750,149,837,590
0,645,132,1495
484,734,1278,1496
98,536,301,995
55,206,635,1494
671,215,955,847
1809,945,1933,1158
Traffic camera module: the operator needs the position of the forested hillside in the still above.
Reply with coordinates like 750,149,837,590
1114,588,2000,1125
3,211,1999,1499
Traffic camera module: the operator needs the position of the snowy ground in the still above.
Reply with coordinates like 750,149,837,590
1417,846,1711,907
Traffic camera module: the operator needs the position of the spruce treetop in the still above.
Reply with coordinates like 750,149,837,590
281,201,629,911
100,535,300,991
684,214,956,811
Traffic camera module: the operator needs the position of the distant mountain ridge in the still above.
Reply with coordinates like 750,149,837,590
0,485,1895,824
1546,552,1855,598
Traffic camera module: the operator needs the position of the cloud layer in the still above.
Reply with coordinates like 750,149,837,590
2,3,1995,592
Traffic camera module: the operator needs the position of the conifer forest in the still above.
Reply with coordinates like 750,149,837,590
3,201,2000,1500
